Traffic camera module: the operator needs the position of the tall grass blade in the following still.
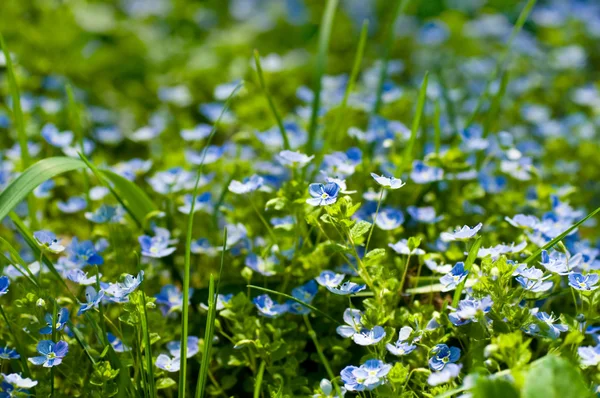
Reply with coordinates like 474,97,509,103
306,0,339,152
400,72,428,174
180,83,242,397
253,361,266,398
373,0,411,114
137,252,156,398
253,50,290,150
452,237,482,307
434,100,442,155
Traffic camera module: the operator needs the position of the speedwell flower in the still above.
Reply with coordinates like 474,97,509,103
340,359,391,392
370,173,406,189
386,327,417,356
29,340,68,367
39,307,69,334
440,262,469,292
429,344,461,371
568,273,600,291
33,230,65,253
306,182,340,206
440,223,482,241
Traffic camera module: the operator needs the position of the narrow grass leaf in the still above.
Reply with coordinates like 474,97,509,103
452,237,482,307
400,72,428,174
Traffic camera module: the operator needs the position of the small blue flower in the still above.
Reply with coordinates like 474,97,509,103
245,254,278,276
370,173,406,189
277,150,314,168
33,179,55,198
388,239,425,255
139,228,177,258
155,354,180,372
448,296,493,326
406,206,443,224
28,340,68,367
0,346,20,360
228,175,264,194
340,359,391,391
78,286,104,315
181,124,211,141
40,307,69,334
200,294,233,311
287,280,318,315
429,344,460,371
67,237,104,266
185,145,224,165
569,273,600,291
353,326,386,346
252,294,289,318
326,280,366,296
177,192,212,214
315,271,345,289
314,379,346,398
410,160,443,184
0,277,9,296
439,262,468,292
2,373,37,390
306,182,340,206
108,333,129,353
190,238,219,257
167,336,199,358
386,326,417,356
57,196,87,213
336,308,364,338
375,207,404,230
155,284,190,314
85,205,124,224
440,223,482,241
104,271,144,301
271,216,295,230
64,269,99,286
33,230,65,253
428,363,462,386
578,344,600,366
526,311,568,339
41,123,73,148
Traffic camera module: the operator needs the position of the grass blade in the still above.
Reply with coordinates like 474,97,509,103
303,315,343,397
400,72,428,174
306,0,339,152
523,206,600,264
373,0,411,114
253,50,290,150
331,19,369,144
253,361,266,398
247,285,340,325
434,100,442,155
452,237,482,307
180,83,242,397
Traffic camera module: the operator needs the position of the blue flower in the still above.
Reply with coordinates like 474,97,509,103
578,344,600,366
190,238,219,257
167,336,199,358
40,307,69,334
314,379,346,398
139,228,177,258
424,260,452,274
185,145,224,165
277,150,314,167
67,237,104,266
440,262,469,292
155,285,190,314
287,280,318,314
353,326,386,346
539,249,579,275
271,216,295,230
33,179,55,198
28,340,68,367
526,311,568,339
307,182,340,206
428,363,462,386
429,344,461,371
370,173,406,189
0,277,9,296
64,269,99,286
326,280,366,296
155,354,180,372
33,230,65,253
374,207,404,230
449,296,493,326
336,308,364,338
108,333,129,353
228,175,264,194
41,123,73,148
177,192,213,214
0,346,20,360
569,273,600,291
181,124,211,141
252,294,289,318
407,206,443,224
315,270,345,289
245,254,278,276
104,271,144,301
386,326,417,356
410,160,443,184
2,373,37,390
340,359,391,391
57,196,87,213
200,294,233,311
440,223,482,241
85,205,124,224
78,286,104,315
388,239,425,255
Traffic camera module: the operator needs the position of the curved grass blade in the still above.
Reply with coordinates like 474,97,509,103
180,83,243,398
332,19,369,144
400,72,428,174
306,0,339,152
247,285,340,325
253,50,290,150
373,0,411,114
523,206,600,264
452,237,482,307
0,237,39,288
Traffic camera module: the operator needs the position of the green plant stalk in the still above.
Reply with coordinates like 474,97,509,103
307,0,339,153
373,0,411,114
434,100,442,155
253,361,266,398
303,315,343,397
137,252,156,398
180,83,242,398
364,188,384,253
452,237,482,307
400,72,429,174
253,50,290,150
0,34,37,230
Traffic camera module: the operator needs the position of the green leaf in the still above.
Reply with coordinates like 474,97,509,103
522,356,593,398
350,220,372,240
471,376,519,398
156,378,177,390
